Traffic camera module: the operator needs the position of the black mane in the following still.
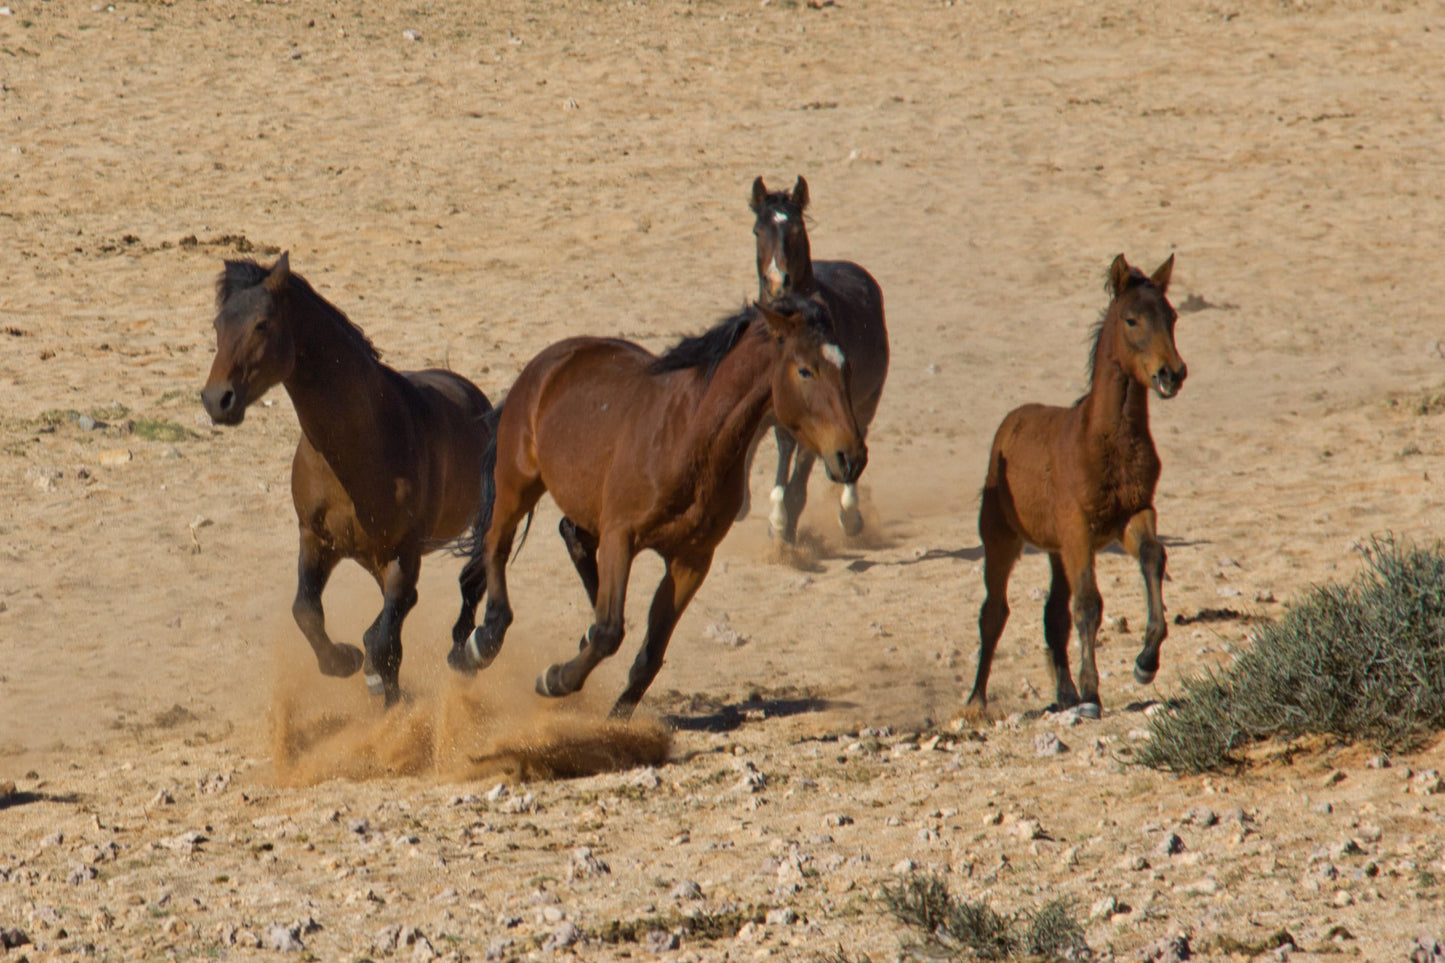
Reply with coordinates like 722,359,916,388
651,293,831,380
215,258,380,362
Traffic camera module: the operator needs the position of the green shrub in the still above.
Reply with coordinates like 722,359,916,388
1140,537,1445,773
880,875,1087,960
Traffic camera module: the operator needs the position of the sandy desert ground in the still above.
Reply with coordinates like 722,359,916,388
3,0,1445,958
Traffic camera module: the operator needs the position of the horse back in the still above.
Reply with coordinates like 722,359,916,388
813,260,888,407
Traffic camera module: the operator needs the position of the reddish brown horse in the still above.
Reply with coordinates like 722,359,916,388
965,254,1186,721
449,294,867,719
201,254,492,706
736,176,889,543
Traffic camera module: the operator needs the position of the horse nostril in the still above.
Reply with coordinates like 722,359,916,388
219,390,235,411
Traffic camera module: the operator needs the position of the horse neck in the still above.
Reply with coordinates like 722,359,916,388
786,232,817,294
1083,331,1152,449
281,296,400,474
680,327,776,477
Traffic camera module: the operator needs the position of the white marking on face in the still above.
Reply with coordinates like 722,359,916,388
772,210,789,224
822,343,846,368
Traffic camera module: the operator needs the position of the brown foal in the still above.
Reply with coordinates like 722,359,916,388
965,254,1187,721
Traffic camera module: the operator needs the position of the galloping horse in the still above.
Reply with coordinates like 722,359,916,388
201,254,492,706
736,176,889,543
965,254,1186,721
449,294,867,719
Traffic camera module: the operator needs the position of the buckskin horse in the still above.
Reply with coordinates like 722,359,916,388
965,254,1186,721
449,294,866,719
201,254,492,706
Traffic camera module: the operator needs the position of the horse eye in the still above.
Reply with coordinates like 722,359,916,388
1124,316,1138,328
797,366,814,380
254,319,271,334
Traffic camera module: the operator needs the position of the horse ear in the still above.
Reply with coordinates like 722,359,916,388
756,301,803,337
791,176,809,211
750,177,768,214
1150,253,1174,294
265,251,291,292
1107,254,1131,297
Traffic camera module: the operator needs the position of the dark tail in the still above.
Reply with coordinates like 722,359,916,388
455,402,533,563
455,404,505,559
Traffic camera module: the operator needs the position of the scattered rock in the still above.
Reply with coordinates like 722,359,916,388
734,761,767,793
41,831,64,847
1411,933,1444,963
568,846,611,880
892,858,917,873
0,928,30,949
264,922,306,952
646,928,680,953
151,787,175,806
1139,933,1191,962
1156,832,1186,856
765,907,797,926
631,766,662,790
670,879,703,901
197,771,231,794
1034,731,1068,755
402,28,421,41
97,448,132,466
824,812,853,827
485,938,515,961
703,615,749,647
67,863,98,885
159,830,207,852
1183,807,1217,828
542,920,582,953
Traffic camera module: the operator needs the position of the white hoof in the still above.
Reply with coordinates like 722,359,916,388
364,674,385,696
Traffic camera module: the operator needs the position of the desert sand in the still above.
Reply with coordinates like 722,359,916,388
2,0,1444,958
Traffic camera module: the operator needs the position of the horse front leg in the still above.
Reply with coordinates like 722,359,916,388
610,552,711,720
537,533,631,698
735,422,769,523
1123,508,1168,685
769,426,798,540
293,531,363,678
364,550,420,707
779,441,815,545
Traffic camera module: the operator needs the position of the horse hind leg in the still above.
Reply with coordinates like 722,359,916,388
559,517,600,606
293,532,363,678
447,550,488,673
1060,536,1103,718
1044,553,1083,713
964,491,1022,722
462,482,540,671
1124,509,1168,685
364,551,421,706
537,532,632,698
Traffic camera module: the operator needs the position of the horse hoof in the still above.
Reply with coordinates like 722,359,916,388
447,644,478,675
608,699,638,721
320,643,364,678
466,627,501,671
1133,662,1159,685
535,665,568,698
839,507,864,537
1076,702,1102,720
364,673,386,697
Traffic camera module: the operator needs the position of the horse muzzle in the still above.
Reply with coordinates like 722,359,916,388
824,447,867,485
1151,364,1187,400
201,382,247,426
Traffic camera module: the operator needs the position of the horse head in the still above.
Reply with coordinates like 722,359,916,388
1104,253,1186,399
757,295,866,485
202,252,297,425
750,176,814,301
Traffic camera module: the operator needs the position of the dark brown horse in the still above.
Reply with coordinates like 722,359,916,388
201,254,492,706
449,294,867,719
736,176,889,543
965,254,1186,721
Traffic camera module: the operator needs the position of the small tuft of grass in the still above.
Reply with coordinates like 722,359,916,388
880,875,1087,960
131,417,195,443
1140,537,1445,773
